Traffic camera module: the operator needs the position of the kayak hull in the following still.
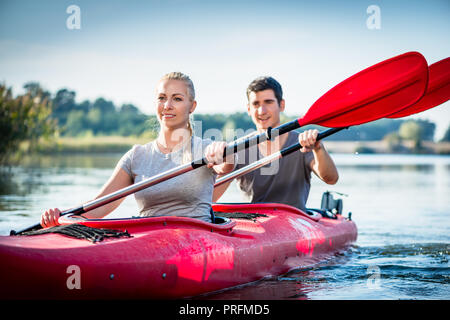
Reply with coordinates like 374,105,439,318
0,203,357,299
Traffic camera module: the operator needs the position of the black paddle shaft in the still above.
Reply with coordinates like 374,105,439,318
191,119,302,169
280,127,348,157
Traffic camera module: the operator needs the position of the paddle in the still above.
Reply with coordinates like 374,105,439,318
295,51,427,128
11,51,428,235
215,56,449,187
387,57,450,118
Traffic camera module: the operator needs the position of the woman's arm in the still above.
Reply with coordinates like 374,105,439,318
40,166,133,227
82,166,134,219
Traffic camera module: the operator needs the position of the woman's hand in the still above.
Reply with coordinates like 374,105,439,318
205,141,235,174
298,129,322,153
205,141,226,167
40,208,61,228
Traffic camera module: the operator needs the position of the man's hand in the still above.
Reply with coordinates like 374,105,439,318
298,129,322,153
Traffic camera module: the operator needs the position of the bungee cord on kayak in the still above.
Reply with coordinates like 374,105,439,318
214,211,268,222
19,224,132,243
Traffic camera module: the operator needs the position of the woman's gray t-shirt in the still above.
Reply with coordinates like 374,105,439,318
117,136,216,222
235,131,314,212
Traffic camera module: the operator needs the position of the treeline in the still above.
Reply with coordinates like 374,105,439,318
27,81,436,141
2,82,449,161
193,114,438,143
23,82,152,137
301,118,436,141
0,82,450,163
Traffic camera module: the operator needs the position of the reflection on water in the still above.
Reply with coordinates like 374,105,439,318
341,164,439,172
0,153,449,299
0,170,20,196
0,153,133,232
15,153,123,169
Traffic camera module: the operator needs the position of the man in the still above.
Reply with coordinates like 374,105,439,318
214,76,338,212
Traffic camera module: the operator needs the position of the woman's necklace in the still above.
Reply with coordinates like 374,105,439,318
156,138,188,158
156,140,173,153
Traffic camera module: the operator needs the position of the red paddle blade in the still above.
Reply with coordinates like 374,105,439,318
387,57,450,118
298,52,428,127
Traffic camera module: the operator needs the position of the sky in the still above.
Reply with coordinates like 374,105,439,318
1,0,449,139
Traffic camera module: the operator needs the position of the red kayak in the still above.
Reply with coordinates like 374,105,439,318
0,203,357,299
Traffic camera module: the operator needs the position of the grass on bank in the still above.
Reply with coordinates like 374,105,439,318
20,134,156,155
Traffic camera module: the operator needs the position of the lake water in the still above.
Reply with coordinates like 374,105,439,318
0,153,449,300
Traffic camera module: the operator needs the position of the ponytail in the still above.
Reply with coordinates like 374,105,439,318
182,114,194,163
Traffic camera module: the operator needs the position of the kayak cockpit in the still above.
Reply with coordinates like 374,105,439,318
58,212,237,236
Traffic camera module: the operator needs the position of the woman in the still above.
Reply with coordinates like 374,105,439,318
41,72,235,227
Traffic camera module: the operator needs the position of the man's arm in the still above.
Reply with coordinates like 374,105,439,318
299,130,339,185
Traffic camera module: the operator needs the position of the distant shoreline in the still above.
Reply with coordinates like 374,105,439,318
21,136,450,155
324,140,450,155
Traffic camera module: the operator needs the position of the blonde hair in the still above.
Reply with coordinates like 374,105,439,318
159,72,195,163
160,72,195,100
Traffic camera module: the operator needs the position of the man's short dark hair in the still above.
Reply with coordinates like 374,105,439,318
246,76,283,105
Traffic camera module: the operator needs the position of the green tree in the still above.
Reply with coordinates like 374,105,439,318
23,82,51,100
399,121,423,140
441,125,450,142
120,103,140,114
86,108,102,134
52,88,77,127
99,112,119,135
222,119,236,141
383,132,404,152
77,100,91,114
0,84,56,163
413,119,435,141
65,110,88,136
93,98,115,114
116,104,149,136
399,120,423,150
